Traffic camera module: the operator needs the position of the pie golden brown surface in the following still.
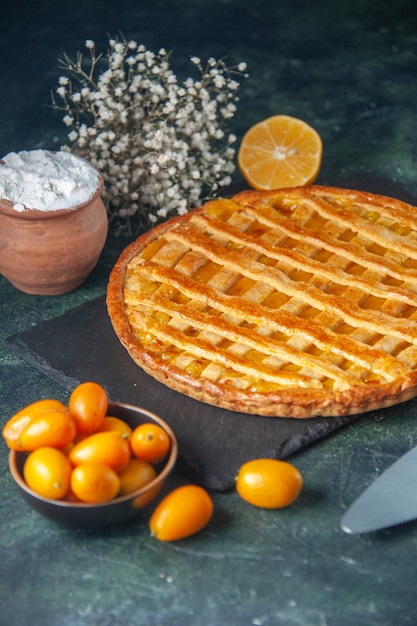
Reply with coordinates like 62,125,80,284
106,186,417,418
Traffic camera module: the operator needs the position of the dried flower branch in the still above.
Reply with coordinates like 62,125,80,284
50,36,248,231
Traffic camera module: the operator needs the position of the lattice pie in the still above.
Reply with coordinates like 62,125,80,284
107,186,417,418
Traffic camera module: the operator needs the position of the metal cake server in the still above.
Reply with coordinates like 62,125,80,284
341,444,417,534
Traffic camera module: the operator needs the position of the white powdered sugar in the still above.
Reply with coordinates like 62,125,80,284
0,149,100,212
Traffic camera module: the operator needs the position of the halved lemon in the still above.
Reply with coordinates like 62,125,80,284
238,114,323,190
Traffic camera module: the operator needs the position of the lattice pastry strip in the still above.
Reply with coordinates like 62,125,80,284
241,202,417,285
108,186,417,417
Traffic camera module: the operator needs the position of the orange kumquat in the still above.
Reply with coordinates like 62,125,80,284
130,422,171,465
236,458,303,509
23,447,72,500
68,381,108,434
71,463,120,503
149,484,213,541
18,411,76,452
69,431,131,472
118,458,157,496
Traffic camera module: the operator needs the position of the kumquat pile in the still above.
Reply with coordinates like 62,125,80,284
2,382,171,505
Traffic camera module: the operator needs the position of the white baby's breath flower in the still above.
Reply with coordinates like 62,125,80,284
228,80,240,91
51,35,247,230
214,74,226,89
114,42,125,54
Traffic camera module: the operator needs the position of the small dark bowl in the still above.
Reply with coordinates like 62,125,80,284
9,402,178,528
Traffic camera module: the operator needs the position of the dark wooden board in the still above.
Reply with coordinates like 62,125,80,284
7,295,358,490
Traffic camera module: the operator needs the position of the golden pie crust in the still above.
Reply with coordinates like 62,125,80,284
107,186,417,418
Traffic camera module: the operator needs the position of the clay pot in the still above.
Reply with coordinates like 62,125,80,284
0,172,108,295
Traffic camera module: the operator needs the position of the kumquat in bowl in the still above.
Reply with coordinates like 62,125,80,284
5,386,177,528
